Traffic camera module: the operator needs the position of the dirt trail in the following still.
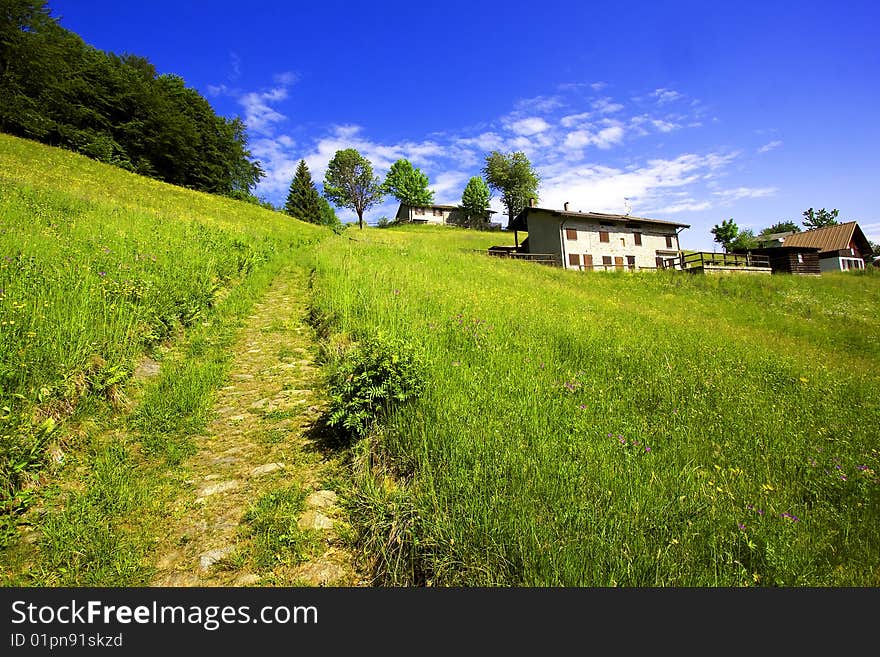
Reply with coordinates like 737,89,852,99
149,266,365,587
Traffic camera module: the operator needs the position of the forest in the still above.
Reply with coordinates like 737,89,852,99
0,1,263,198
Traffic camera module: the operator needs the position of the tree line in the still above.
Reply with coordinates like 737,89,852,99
283,147,540,230
0,1,263,198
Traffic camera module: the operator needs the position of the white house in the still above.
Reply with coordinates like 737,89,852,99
507,202,689,270
394,203,497,227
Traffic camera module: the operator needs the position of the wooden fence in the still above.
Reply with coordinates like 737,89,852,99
658,251,771,271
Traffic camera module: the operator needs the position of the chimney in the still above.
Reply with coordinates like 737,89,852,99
529,197,536,208
563,201,569,211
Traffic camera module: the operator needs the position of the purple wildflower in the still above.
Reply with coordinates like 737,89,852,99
856,465,869,471
738,523,746,531
98,271,106,277
645,446,651,453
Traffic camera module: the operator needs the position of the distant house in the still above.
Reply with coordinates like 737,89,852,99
762,222,873,272
506,201,689,270
732,245,821,275
394,203,497,228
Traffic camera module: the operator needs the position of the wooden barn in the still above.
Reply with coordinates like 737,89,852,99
732,246,821,275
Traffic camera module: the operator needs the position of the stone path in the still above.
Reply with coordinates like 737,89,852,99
149,266,364,586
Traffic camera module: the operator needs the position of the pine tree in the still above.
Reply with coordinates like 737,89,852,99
284,159,322,223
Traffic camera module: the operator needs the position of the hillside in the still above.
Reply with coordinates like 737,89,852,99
308,224,880,585
1,133,879,586
0,134,359,585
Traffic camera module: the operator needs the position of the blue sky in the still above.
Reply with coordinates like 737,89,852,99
49,0,880,249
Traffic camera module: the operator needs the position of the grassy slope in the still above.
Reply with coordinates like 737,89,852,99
0,133,325,551
311,224,880,586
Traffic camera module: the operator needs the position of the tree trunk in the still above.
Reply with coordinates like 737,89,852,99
357,209,364,230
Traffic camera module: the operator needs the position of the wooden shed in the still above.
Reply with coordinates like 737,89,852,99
733,246,821,275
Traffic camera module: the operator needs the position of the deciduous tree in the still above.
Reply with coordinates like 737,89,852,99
383,158,434,206
482,151,540,228
759,221,800,236
323,148,384,230
459,176,492,228
802,208,839,230
711,218,739,252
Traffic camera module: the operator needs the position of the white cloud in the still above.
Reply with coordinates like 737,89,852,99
538,152,740,218
651,88,682,105
758,140,783,153
562,125,624,151
592,97,624,114
456,132,506,152
712,186,778,202
508,117,551,136
431,171,469,203
590,81,607,91
514,95,564,113
652,119,681,133
560,112,592,128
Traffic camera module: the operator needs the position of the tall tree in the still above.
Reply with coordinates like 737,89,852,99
711,218,739,252
482,151,540,228
383,158,434,206
283,159,322,223
459,176,492,228
802,207,839,230
323,148,384,230
759,220,801,236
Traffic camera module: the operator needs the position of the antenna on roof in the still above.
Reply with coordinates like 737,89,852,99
623,197,632,216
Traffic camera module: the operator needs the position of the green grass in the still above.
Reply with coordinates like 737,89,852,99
0,133,327,577
309,223,880,586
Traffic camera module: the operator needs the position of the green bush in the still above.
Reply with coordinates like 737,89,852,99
326,334,425,444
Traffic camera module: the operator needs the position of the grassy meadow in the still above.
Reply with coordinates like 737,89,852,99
310,224,880,586
2,133,878,587
0,133,325,547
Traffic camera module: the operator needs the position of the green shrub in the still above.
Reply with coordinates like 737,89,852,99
326,334,425,444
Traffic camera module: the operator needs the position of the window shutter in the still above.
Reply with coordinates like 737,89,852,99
599,231,609,243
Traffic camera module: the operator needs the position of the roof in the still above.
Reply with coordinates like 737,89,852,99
757,231,795,244
781,222,872,255
509,207,690,232
397,202,496,213
732,245,821,255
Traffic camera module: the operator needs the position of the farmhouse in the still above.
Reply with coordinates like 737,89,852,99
395,202,497,227
758,222,873,272
505,201,689,270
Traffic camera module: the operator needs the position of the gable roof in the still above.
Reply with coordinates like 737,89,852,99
509,207,690,232
781,222,872,255
396,202,496,213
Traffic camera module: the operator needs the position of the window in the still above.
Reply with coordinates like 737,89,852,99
568,253,580,266
797,253,804,264
433,208,443,217
415,207,425,215
566,228,578,240
602,255,612,267
665,235,674,248
626,255,636,270
583,254,593,270
620,237,626,247
633,232,642,246
599,231,610,243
